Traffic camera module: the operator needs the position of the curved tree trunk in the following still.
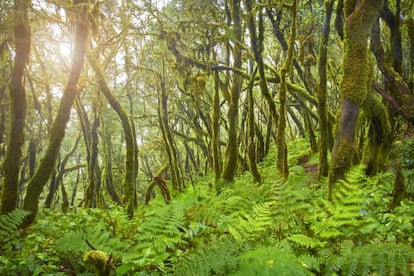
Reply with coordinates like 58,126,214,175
22,0,89,225
87,54,136,218
328,0,383,198
0,0,31,215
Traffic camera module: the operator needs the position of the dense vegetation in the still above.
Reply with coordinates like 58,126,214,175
1,0,414,274
2,139,414,275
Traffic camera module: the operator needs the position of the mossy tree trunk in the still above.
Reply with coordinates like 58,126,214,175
362,91,392,175
328,0,383,197
247,0,279,129
0,0,31,215
84,88,101,208
101,126,121,204
276,0,297,178
87,54,136,217
222,0,243,183
317,0,334,179
371,12,414,126
22,0,89,226
245,0,261,183
246,68,262,183
212,71,222,185
408,18,414,92
157,70,184,191
124,51,139,207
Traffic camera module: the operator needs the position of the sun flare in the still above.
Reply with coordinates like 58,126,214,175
59,43,72,60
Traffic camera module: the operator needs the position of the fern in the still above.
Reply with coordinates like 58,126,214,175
174,235,240,276
320,241,414,275
288,234,327,249
118,200,188,273
0,209,29,251
227,201,273,243
54,210,128,272
268,168,312,239
230,245,312,276
310,166,378,241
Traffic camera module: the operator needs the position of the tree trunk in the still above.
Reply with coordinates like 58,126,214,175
22,0,89,226
276,0,297,178
0,0,31,215
247,68,262,183
87,54,136,217
408,18,414,92
317,0,334,179
247,0,279,128
222,0,243,183
101,131,121,204
84,88,101,208
328,0,383,198
362,91,392,175
157,72,184,191
212,71,222,186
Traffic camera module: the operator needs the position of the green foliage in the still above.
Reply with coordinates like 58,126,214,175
117,200,188,274
230,245,312,276
319,241,414,275
227,201,273,243
308,166,378,242
0,209,29,250
3,137,414,275
391,138,414,169
174,235,240,276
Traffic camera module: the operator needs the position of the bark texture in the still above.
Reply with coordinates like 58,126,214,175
0,0,31,214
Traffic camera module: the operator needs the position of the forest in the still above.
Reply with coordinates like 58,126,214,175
1,0,414,274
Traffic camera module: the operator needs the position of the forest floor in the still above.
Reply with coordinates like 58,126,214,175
1,138,414,275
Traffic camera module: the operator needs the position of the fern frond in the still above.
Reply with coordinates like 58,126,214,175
0,209,30,250
174,235,240,276
340,243,414,275
231,246,312,276
227,201,273,242
288,234,327,249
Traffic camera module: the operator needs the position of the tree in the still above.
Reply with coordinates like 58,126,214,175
317,0,335,179
222,0,243,183
0,0,31,214
328,0,384,198
23,0,89,225
276,0,297,178
88,54,137,217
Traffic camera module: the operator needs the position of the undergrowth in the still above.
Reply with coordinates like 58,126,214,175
1,138,414,275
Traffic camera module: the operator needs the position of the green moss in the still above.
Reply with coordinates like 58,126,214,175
340,0,384,105
328,139,357,198
83,250,111,276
